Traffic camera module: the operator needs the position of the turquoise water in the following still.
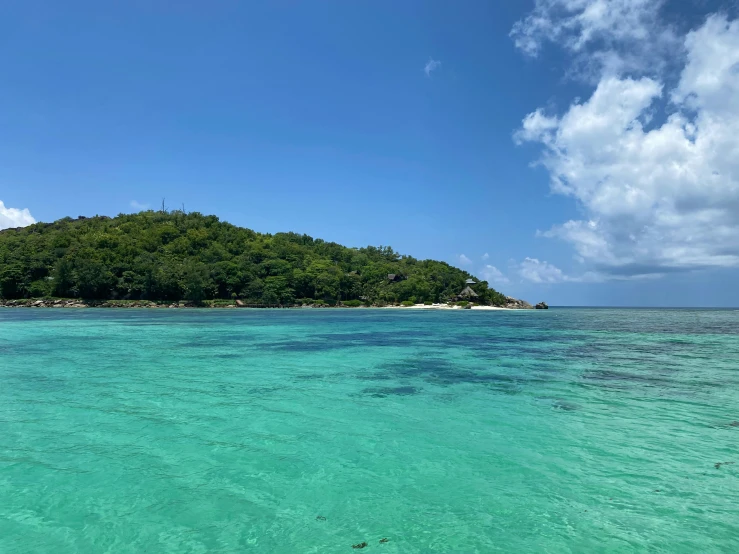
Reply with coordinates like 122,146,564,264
1,308,738,553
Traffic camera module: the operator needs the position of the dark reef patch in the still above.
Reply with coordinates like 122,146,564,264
551,400,579,411
581,369,673,387
362,385,421,397
364,356,527,394
262,330,437,353
293,373,327,381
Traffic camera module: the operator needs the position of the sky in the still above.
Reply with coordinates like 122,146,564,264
2,0,739,306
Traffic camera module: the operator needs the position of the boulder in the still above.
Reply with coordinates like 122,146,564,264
504,296,534,309
535,302,549,310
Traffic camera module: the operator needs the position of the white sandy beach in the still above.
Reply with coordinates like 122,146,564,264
381,303,512,310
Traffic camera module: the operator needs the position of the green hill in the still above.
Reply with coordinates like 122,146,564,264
0,210,508,305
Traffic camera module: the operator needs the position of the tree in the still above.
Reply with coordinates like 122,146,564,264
74,257,114,299
182,261,212,303
53,258,74,297
0,264,27,298
262,276,295,304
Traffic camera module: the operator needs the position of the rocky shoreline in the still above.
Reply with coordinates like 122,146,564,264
0,299,211,309
0,297,542,310
504,297,533,309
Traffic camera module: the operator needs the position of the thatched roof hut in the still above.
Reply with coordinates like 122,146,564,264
458,286,479,299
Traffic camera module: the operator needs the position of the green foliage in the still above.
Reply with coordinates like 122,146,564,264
400,300,415,306
0,211,509,304
342,299,362,307
28,279,52,298
456,301,470,307
182,260,212,303
204,299,237,307
424,301,433,305
0,264,27,298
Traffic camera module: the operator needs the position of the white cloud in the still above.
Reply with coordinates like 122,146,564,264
424,58,441,77
514,109,560,145
480,264,509,284
518,257,570,283
130,200,149,210
516,257,609,284
510,0,678,78
457,254,472,266
516,14,739,277
0,200,36,230
482,252,490,261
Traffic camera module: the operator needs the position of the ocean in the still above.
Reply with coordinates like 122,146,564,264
1,308,738,553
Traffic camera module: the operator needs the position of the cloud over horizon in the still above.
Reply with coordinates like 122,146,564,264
457,253,472,266
130,200,150,211
0,200,36,230
513,4,739,281
480,264,510,284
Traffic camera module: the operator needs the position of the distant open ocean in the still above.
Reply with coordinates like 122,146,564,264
1,308,738,553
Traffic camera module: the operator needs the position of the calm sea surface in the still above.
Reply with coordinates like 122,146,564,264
1,308,738,553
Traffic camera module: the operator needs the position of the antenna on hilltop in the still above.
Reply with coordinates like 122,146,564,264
160,198,167,213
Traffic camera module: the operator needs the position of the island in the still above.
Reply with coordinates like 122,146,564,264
0,211,539,309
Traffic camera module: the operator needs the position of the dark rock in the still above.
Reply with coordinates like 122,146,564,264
316,515,326,521
504,296,534,309
379,538,389,543
535,302,549,309
352,542,368,549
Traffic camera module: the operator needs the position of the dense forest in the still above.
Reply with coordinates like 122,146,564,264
0,211,508,305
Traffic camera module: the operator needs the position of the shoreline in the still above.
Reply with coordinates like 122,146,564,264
0,299,531,310
380,304,512,310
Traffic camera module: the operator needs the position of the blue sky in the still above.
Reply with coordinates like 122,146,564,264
2,0,738,306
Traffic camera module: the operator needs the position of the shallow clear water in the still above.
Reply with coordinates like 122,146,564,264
1,308,738,553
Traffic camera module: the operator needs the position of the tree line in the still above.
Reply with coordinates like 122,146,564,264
0,211,508,305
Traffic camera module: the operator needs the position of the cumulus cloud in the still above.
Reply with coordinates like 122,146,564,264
457,254,472,266
482,252,490,261
514,109,560,145
424,58,441,77
515,14,739,278
516,257,611,283
518,257,571,283
510,0,678,78
0,200,36,230
480,264,510,284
